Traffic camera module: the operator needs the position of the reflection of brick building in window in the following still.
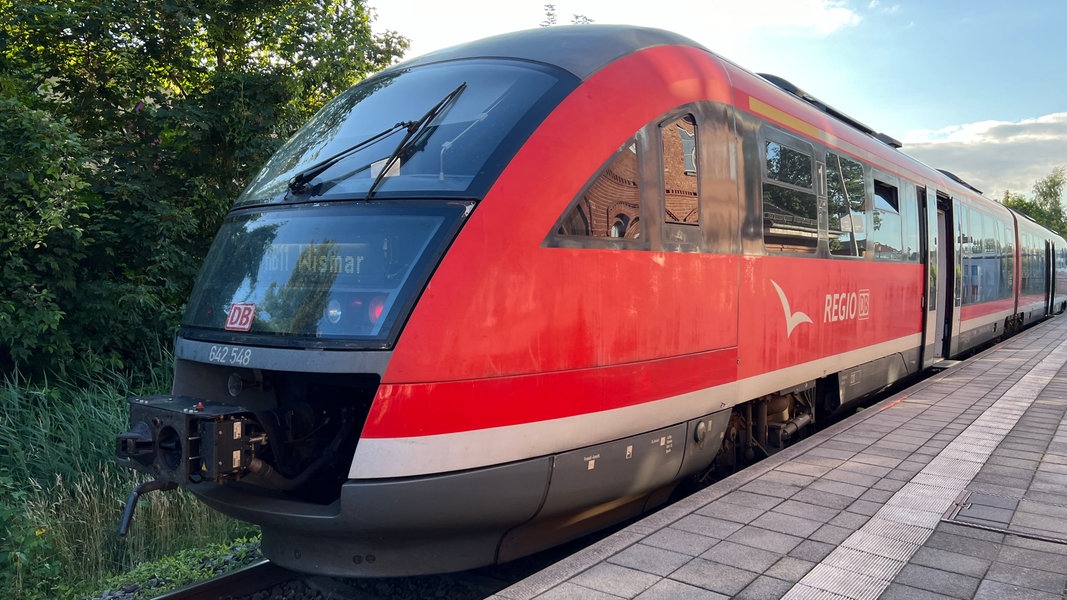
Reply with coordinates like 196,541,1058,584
663,116,698,224
556,115,700,239
557,139,641,238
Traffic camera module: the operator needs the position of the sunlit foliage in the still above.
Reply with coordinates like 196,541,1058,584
1003,166,1066,235
0,0,408,377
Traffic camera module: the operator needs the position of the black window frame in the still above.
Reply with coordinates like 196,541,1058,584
760,128,818,255
871,174,905,262
549,134,649,250
826,150,868,259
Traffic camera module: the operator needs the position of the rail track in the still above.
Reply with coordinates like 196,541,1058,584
151,560,295,600
150,534,591,600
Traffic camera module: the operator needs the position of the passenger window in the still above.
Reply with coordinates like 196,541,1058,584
765,141,813,188
762,138,817,254
662,115,698,225
999,219,1015,300
557,138,641,239
901,187,921,262
960,205,976,305
826,152,866,257
871,180,903,261
1023,233,1045,295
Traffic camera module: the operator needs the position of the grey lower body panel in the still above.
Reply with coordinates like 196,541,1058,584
191,409,731,577
194,457,552,576
838,348,919,406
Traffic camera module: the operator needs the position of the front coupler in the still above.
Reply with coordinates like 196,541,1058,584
115,395,266,534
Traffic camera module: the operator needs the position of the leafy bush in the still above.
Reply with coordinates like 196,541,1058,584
0,97,93,372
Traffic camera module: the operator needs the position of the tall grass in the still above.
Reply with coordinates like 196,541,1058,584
0,357,255,599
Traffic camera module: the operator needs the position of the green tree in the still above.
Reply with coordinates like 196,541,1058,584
0,98,92,368
1003,166,1066,235
541,4,558,27
0,0,408,377
541,4,593,26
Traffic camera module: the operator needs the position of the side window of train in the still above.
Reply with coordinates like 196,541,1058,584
870,178,903,261
555,137,642,241
962,210,1010,304
662,115,699,225
826,152,866,257
996,218,1014,299
900,186,922,262
959,204,975,305
761,132,817,254
1022,232,1045,295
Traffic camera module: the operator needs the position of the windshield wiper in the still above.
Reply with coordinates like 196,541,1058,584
287,121,411,196
365,82,467,199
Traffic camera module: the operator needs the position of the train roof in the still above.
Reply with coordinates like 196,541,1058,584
391,25,993,206
393,25,707,80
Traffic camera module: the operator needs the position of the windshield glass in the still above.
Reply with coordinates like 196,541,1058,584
180,201,472,349
236,60,569,206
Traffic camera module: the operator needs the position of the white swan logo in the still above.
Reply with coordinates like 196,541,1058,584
770,280,812,338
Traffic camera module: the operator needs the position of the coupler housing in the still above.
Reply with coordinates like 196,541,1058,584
115,395,268,534
117,395,265,485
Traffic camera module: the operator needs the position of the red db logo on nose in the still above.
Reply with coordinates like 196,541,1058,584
224,303,256,332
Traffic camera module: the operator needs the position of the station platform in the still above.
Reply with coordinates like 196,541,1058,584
490,316,1067,600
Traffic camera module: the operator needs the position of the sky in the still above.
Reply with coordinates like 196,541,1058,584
368,0,1066,201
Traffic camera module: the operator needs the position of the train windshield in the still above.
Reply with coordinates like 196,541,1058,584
180,201,472,349
236,60,569,206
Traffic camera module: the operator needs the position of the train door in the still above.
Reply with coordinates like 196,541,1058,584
1046,240,1056,316
919,186,941,365
920,186,958,362
937,193,960,358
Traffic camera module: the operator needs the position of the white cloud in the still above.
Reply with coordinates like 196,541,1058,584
906,113,1067,145
868,0,900,13
904,113,1067,199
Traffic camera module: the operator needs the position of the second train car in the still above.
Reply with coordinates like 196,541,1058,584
117,25,1067,576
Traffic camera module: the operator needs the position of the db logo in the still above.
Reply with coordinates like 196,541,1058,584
225,303,256,332
858,289,871,320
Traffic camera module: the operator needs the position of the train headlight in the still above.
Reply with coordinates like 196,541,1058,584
325,299,343,324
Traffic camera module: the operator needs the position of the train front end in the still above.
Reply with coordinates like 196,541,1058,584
116,46,579,575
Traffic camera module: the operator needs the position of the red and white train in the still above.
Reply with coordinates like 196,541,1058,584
117,25,1067,576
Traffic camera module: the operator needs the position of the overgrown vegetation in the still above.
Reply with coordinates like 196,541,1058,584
96,537,263,599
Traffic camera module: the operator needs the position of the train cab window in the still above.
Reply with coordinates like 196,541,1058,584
662,115,699,225
826,152,866,257
762,137,817,254
871,179,903,261
556,137,641,240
